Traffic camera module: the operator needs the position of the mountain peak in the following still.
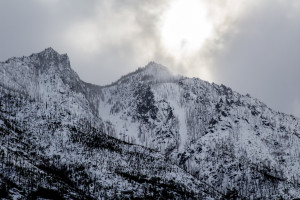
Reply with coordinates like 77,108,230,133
2,48,300,199
144,61,169,72
136,61,171,77
38,47,61,57
105,62,173,87
28,47,71,71
44,47,57,53
34,47,70,60
131,62,173,82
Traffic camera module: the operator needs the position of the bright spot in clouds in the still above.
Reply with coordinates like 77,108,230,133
159,0,253,82
0,0,300,117
66,21,100,54
161,0,213,56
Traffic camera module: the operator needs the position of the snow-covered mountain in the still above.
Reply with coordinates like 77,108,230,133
1,48,300,199
96,60,300,199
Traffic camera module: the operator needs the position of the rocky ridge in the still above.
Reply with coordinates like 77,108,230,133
1,48,300,199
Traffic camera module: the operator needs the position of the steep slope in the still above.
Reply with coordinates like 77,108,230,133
97,62,300,199
1,48,300,199
0,49,221,199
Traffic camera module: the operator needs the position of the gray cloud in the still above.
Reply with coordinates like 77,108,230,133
0,0,299,117
211,0,300,117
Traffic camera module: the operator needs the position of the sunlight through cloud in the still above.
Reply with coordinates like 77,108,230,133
161,0,213,56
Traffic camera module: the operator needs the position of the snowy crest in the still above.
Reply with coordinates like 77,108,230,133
1,48,300,199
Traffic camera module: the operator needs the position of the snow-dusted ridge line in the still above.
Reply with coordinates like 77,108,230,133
1,46,294,119
1,47,300,199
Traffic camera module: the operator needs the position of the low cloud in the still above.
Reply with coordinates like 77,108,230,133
0,0,299,117
210,0,300,117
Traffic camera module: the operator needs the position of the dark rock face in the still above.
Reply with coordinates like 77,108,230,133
0,48,300,199
135,84,158,122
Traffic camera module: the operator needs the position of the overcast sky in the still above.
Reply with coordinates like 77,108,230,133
0,0,299,118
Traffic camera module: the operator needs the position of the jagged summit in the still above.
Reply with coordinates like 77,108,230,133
106,61,174,87
139,61,172,78
29,47,62,59
0,47,63,64
35,47,69,57
37,47,68,59
0,48,82,99
41,47,59,54
1,48,300,199
144,61,169,71
23,47,72,75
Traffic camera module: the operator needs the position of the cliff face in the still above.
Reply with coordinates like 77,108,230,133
0,48,300,199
